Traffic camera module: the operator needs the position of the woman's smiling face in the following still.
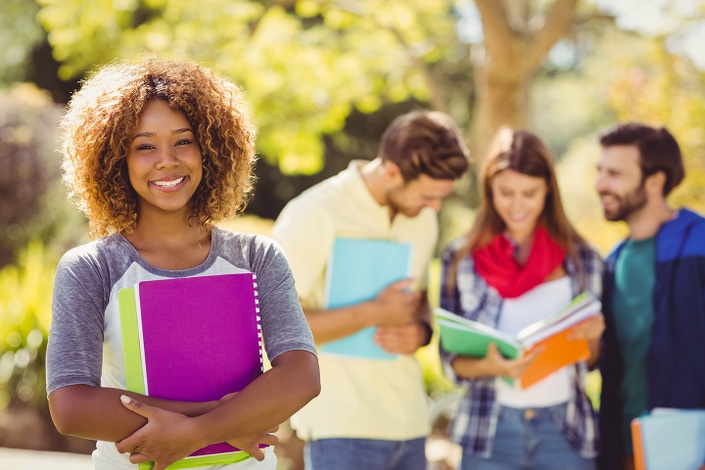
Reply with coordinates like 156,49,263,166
490,169,548,240
126,99,203,218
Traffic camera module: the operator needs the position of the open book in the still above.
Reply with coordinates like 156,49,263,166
632,408,705,470
434,292,602,389
321,237,413,360
118,272,264,469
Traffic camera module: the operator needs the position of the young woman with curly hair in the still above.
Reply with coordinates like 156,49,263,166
46,57,320,470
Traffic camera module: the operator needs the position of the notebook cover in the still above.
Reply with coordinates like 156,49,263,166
515,292,601,346
631,410,705,470
321,238,412,360
631,419,645,470
434,315,521,360
119,272,263,469
519,321,591,389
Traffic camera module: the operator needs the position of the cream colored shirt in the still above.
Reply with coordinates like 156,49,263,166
272,160,435,440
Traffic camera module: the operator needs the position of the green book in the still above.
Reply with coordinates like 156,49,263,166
433,307,520,359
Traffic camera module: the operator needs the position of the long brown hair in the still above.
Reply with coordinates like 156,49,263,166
450,127,586,288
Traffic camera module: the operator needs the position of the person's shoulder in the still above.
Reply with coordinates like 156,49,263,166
680,207,705,229
287,164,365,207
215,228,283,259
58,234,122,267
574,240,603,260
661,207,705,243
604,238,627,263
440,236,468,260
56,234,133,284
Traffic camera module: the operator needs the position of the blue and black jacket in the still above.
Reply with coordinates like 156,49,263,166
598,208,705,469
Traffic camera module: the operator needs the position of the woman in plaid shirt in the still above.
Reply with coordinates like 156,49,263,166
439,128,605,469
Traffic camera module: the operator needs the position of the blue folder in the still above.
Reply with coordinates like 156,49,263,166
632,408,705,470
321,238,413,360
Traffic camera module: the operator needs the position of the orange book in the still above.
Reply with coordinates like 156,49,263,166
631,419,645,470
630,409,705,470
520,319,591,389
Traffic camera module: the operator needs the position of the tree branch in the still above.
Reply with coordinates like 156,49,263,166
474,0,515,58
526,0,579,68
387,27,450,114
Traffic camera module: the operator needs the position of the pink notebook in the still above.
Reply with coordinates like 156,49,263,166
119,272,263,468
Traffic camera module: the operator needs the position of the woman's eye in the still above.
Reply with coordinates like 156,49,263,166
136,144,154,151
176,139,193,146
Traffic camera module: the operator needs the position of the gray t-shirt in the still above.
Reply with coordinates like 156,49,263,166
46,227,315,469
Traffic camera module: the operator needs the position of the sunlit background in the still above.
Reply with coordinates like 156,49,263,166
1,1,704,468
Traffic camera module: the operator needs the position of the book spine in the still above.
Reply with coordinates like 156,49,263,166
252,273,264,373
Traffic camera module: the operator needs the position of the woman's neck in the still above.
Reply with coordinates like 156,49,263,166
507,228,536,266
124,214,212,270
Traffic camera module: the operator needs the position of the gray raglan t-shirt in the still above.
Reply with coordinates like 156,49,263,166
46,227,316,469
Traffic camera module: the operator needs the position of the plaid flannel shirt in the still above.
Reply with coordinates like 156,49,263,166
438,235,604,459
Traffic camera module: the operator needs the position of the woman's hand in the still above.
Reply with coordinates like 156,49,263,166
225,426,279,461
570,313,605,369
451,342,542,380
118,393,281,466
485,342,543,379
116,395,204,470
570,314,605,341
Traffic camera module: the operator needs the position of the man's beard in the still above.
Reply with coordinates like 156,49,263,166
602,184,647,222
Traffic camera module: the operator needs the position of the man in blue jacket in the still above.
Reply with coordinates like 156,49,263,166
594,122,705,470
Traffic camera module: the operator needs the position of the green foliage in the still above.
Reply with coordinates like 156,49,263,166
37,0,466,174
534,24,705,255
0,240,56,411
595,29,705,212
0,0,44,84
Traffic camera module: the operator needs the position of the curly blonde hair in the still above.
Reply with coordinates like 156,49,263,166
61,56,257,238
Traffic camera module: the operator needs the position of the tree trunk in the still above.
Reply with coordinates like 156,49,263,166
471,0,579,160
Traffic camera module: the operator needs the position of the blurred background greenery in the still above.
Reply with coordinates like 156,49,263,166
1,0,704,466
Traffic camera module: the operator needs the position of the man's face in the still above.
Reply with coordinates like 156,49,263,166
386,174,456,218
595,145,647,222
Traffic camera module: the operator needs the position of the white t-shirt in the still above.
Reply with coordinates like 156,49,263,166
495,276,572,408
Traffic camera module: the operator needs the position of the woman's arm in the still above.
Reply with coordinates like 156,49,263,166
451,342,543,380
114,350,320,469
48,385,219,442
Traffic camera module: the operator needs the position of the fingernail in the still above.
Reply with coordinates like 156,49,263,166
120,395,132,404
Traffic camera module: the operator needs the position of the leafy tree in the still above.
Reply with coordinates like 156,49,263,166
471,0,580,155
36,0,588,171
0,0,44,84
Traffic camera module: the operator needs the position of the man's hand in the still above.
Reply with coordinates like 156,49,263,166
373,279,421,327
375,322,428,355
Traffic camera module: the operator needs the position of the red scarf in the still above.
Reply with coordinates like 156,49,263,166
472,226,566,299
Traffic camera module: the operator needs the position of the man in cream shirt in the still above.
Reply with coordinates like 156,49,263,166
272,110,469,469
